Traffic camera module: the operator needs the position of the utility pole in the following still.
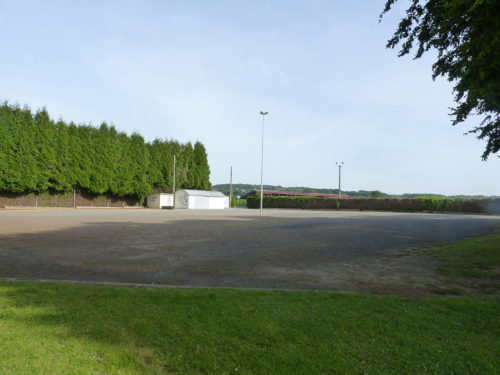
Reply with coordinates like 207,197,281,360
229,166,233,208
173,154,176,209
335,162,344,199
173,154,176,194
259,111,268,214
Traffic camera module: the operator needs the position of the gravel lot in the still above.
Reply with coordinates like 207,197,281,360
1,208,499,296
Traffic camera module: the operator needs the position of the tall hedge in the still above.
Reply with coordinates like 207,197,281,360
0,102,211,198
247,195,500,214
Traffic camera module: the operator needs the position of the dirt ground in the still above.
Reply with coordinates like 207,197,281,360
1,208,499,297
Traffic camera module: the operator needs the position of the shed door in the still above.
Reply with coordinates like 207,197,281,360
208,197,224,209
193,196,209,209
196,197,209,208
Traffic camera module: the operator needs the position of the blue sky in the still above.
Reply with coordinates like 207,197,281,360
1,0,498,195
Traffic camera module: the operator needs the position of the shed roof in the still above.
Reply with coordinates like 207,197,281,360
177,189,226,197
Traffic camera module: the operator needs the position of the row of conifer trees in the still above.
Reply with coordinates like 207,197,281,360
0,102,211,199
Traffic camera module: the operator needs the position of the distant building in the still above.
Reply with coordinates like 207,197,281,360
147,193,174,209
242,190,352,199
175,189,229,209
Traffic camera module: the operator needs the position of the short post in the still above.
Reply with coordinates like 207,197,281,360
73,189,76,209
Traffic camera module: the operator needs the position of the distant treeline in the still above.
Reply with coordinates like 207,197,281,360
212,184,376,197
213,184,499,199
0,102,211,199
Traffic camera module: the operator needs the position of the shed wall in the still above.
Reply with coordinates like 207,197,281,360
175,191,189,209
208,197,225,209
147,194,174,209
174,190,228,209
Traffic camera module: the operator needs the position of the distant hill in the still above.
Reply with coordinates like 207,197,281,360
398,193,500,199
212,184,383,198
212,184,499,199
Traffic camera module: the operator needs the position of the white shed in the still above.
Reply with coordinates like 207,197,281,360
175,189,228,209
147,193,174,209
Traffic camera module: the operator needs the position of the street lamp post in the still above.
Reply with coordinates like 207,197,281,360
259,111,268,214
335,162,344,199
229,165,233,208
173,154,176,209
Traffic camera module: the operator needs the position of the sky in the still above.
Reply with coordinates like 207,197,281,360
0,0,498,195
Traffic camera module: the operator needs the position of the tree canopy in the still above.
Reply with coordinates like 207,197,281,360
380,0,500,159
0,102,211,198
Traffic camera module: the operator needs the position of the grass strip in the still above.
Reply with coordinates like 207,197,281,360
424,234,500,279
0,281,498,374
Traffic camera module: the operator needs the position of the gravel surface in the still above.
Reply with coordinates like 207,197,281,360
1,208,499,296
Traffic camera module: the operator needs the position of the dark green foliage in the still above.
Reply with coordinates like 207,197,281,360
193,141,211,190
247,195,320,209
0,105,38,193
416,196,458,211
370,190,388,198
247,195,500,213
147,139,174,192
0,102,211,198
381,0,500,159
33,109,59,192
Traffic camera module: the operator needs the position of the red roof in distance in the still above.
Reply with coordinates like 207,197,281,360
243,190,352,199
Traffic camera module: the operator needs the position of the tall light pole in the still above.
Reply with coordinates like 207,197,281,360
229,165,233,208
259,111,268,214
173,154,176,209
335,162,344,199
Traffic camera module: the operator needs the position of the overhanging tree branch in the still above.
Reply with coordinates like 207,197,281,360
381,0,500,159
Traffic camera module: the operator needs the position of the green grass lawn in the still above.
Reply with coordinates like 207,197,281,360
424,234,500,280
0,282,498,374
1,234,499,374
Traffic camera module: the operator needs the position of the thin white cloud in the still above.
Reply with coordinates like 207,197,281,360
0,0,498,195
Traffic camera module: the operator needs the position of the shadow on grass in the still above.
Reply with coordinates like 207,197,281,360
1,281,499,374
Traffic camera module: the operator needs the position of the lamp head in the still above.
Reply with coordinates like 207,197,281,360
260,111,268,115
